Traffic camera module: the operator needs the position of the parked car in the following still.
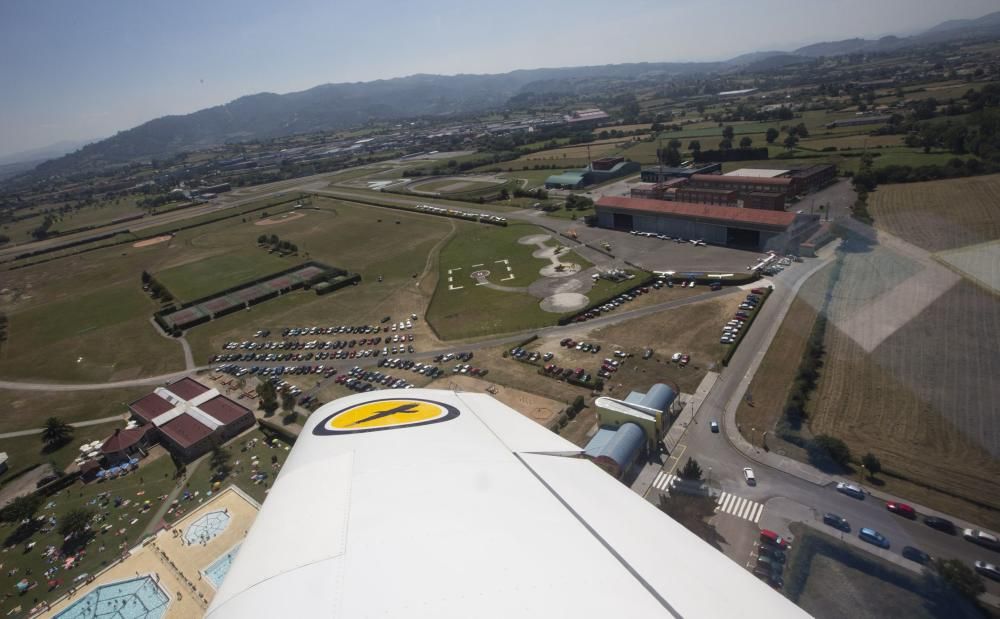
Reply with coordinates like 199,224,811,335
923,516,956,534
902,546,931,565
757,545,786,563
964,529,1000,549
859,527,890,549
975,561,1000,581
759,529,790,550
743,467,756,486
886,501,916,519
835,482,865,499
823,513,850,532
710,421,719,433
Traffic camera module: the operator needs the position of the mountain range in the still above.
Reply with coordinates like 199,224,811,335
21,10,1000,179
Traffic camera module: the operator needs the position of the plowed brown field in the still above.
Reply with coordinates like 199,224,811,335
869,173,1000,252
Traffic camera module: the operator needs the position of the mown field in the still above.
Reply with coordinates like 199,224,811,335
426,224,567,340
155,251,289,302
869,173,1000,252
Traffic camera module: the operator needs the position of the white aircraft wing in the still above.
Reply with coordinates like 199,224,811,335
206,389,809,619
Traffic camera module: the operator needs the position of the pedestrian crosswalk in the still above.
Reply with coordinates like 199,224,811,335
651,471,764,523
715,491,764,523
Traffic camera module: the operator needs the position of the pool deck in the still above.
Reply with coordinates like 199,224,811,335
40,487,259,618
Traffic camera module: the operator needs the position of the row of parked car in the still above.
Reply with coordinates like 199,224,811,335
720,288,767,345
415,204,507,225
377,357,446,377
753,530,790,589
559,339,602,353
338,366,414,391
570,286,652,323
829,482,1000,577
212,342,415,363
432,352,474,363
281,324,382,337
216,363,338,379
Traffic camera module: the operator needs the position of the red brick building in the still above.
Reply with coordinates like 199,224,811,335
128,377,255,462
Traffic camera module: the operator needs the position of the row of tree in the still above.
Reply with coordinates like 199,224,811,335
141,270,174,303
257,234,298,254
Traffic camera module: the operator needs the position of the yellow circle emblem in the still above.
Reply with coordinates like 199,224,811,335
313,398,460,435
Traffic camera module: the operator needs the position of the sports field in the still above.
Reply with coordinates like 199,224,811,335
409,178,501,194
155,252,290,302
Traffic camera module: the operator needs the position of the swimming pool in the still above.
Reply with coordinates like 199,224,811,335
53,575,169,619
204,543,241,589
184,509,231,545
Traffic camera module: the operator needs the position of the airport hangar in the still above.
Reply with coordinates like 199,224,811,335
207,389,808,619
595,195,820,253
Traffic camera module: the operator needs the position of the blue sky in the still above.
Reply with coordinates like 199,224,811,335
0,0,996,157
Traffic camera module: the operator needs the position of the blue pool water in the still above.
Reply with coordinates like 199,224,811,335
204,544,241,589
184,510,231,545
54,576,169,619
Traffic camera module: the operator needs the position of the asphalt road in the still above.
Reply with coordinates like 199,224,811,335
671,251,1000,597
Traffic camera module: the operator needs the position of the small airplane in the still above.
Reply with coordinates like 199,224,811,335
689,239,706,246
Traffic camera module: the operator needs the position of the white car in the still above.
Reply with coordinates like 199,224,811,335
975,560,1000,580
835,482,865,499
743,467,756,486
671,352,682,362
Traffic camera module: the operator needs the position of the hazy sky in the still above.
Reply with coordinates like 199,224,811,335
1,0,996,157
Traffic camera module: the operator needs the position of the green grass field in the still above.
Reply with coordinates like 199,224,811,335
182,197,454,362
155,252,290,302
0,454,180,614
427,224,564,340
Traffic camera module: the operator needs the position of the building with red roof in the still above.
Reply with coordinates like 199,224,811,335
126,377,256,461
595,196,819,253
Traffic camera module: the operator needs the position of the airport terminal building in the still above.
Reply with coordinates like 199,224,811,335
595,196,820,252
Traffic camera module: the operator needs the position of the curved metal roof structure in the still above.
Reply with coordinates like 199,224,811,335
206,389,809,619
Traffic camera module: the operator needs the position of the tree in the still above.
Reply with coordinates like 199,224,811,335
808,434,851,468
718,138,733,150
932,558,985,599
688,140,701,153
268,234,279,246
722,125,735,141
679,457,703,481
210,446,232,477
783,134,799,150
281,391,296,414
257,234,267,244
861,452,882,479
41,417,73,450
257,380,278,416
739,136,753,149
766,128,779,143
141,271,151,284
794,122,809,138
498,188,510,200
667,138,682,150
58,508,95,537
0,494,42,523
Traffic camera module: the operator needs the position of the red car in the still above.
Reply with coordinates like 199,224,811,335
887,501,916,518
759,529,790,549
679,354,690,367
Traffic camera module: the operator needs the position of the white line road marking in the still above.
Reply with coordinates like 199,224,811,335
472,263,484,267
714,492,764,523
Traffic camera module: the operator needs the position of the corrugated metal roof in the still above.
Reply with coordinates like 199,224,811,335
692,173,792,186
596,196,796,228
545,172,586,185
584,422,645,467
